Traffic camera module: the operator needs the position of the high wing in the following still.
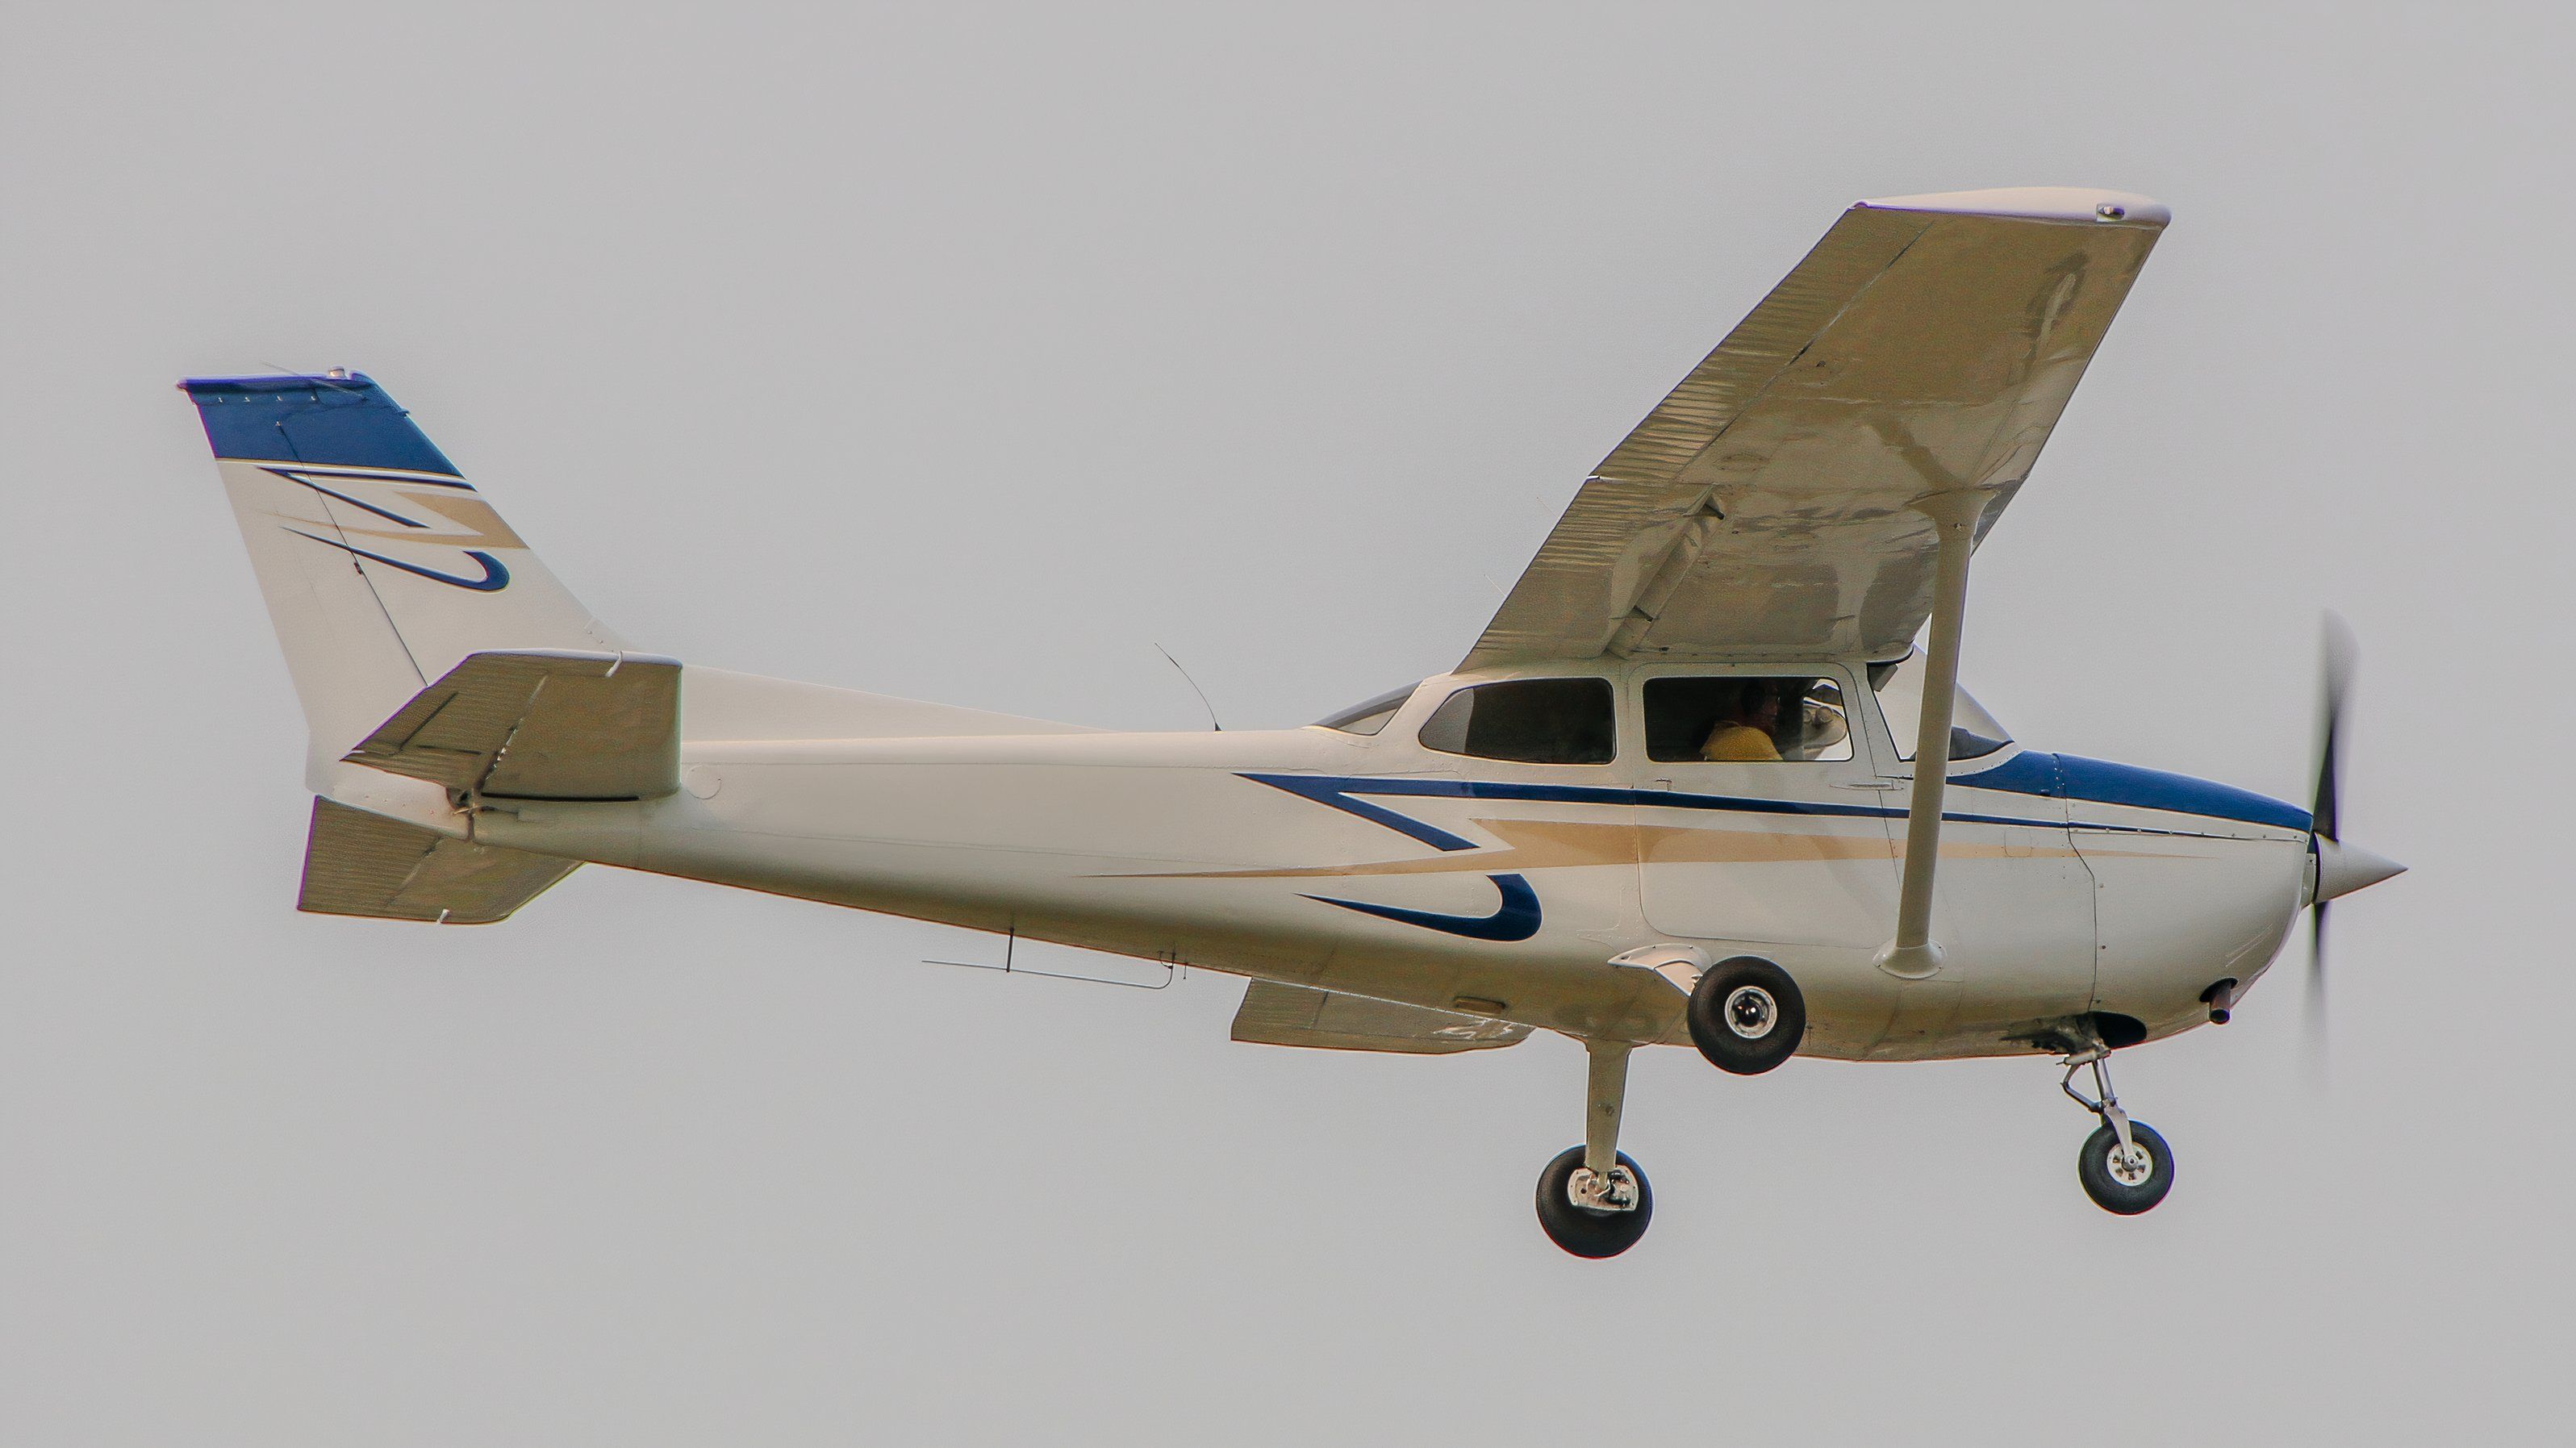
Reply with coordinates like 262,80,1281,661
1466,187,2167,668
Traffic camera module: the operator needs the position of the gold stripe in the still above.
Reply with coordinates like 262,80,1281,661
334,490,527,550
1121,817,2131,882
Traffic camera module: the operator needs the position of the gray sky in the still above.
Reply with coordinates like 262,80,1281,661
4,3,2566,1442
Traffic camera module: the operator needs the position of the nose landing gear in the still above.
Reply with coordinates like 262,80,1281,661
2060,1047,2175,1215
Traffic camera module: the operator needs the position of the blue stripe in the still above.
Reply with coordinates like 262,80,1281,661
1309,872,1543,941
1246,774,1487,849
1954,751,2310,831
1247,757,2308,839
268,469,429,528
273,463,474,491
1244,771,2056,833
181,373,462,477
1246,771,1901,823
2047,753,2311,832
286,530,511,591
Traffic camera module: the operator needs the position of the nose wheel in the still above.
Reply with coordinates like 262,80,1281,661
2061,1048,2175,1215
2078,1119,2173,1214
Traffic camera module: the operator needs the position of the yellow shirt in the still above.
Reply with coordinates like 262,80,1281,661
1701,724,1781,762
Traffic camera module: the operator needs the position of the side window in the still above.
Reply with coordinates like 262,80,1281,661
1644,676,1852,762
1417,678,1616,764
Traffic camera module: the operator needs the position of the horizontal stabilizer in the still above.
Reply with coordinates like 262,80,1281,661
299,799,576,924
1230,981,1531,1054
348,650,679,801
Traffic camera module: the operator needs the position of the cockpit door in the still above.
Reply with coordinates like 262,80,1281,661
1862,658,2098,1045
1628,666,1901,947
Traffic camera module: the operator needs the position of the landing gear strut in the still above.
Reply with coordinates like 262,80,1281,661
2060,1046,2175,1215
1535,1041,1653,1258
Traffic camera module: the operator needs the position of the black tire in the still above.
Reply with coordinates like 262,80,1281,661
1687,956,1806,1075
2077,1120,2175,1215
1534,1145,1653,1258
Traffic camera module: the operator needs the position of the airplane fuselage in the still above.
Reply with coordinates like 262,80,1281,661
465,660,2313,1062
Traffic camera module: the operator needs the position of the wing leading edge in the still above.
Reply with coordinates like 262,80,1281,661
1467,187,2167,669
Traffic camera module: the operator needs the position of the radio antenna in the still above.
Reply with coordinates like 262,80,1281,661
1154,643,1222,732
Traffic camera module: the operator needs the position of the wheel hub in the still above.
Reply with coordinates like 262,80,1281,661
2107,1143,2154,1186
1567,1164,1640,1214
1723,985,1777,1039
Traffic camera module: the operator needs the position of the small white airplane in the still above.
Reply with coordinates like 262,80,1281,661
190,186,2402,1258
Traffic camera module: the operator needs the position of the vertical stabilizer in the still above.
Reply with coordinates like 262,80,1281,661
182,373,624,786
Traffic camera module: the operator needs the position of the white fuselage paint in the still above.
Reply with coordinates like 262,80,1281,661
470,661,2311,1062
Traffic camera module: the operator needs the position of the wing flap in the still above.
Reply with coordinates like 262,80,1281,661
1230,981,1532,1054
297,798,577,924
346,649,680,800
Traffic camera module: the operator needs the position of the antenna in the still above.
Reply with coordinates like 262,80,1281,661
923,927,1180,991
1154,643,1222,731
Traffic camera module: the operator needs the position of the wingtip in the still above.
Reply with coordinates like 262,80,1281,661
1857,186,2170,227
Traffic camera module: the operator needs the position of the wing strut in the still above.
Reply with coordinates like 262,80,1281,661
1876,490,1991,980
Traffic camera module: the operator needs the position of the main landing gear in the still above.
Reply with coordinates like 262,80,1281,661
1685,955,1806,1075
1535,1041,1653,1258
1534,954,1808,1257
2061,1046,2175,1215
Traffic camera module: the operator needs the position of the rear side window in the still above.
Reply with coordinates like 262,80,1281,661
1417,678,1616,764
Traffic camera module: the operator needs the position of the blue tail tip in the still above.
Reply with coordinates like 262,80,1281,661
178,369,461,478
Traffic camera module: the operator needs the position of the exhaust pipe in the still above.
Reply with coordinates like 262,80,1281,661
2200,979,2239,1025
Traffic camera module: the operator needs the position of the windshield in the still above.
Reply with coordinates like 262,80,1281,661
1869,653,2010,762
1313,682,1419,736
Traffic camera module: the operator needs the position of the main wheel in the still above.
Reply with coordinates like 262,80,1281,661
2077,1120,2175,1215
1687,956,1806,1075
1534,1145,1653,1258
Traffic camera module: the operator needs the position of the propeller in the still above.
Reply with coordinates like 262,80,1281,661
2305,611,2404,1052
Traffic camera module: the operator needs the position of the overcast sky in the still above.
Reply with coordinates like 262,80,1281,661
4,4,2566,1443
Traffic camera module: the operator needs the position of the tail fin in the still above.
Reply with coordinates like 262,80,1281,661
182,373,626,783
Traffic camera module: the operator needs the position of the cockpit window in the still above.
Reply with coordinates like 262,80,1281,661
1417,678,1616,764
1870,652,2011,762
1313,683,1419,736
1645,676,1853,762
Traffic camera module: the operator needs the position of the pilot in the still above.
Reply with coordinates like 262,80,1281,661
1701,682,1785,762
